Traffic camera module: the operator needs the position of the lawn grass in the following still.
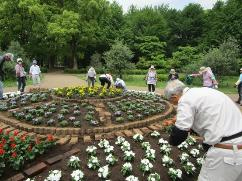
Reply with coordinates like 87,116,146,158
77,74,238,94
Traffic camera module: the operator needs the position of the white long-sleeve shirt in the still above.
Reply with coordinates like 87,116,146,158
99,74,114,85
29,65,41,75
176,87,242,145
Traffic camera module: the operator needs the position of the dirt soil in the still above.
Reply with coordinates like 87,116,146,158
2,131,203,181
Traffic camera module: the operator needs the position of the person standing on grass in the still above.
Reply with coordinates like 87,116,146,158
15,58,26,93
168,69,179,81
0,53,14,100
190,66,218,88
29,59,41,88
235,68,242,106
146,65,157,92
164,80,242,181
99,73,114,89
86,67,96,87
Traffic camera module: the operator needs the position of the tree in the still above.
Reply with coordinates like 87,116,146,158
202,37,240,77
103,40,134,78
169,46,203,71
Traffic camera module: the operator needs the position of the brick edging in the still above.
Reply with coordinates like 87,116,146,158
0,100,174,136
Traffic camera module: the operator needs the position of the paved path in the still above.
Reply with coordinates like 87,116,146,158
3,72,241,111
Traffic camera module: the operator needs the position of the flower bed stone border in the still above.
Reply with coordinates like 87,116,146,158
0,100,174,137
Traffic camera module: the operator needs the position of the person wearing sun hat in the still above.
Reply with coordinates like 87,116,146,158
29,59,41,88
145,65,157,92
15,58,26,93
190,66,217,88
0,53,14,99
168,69,179,81
235,68,242,105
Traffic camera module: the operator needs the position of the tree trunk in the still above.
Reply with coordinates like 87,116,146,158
71,37,78,69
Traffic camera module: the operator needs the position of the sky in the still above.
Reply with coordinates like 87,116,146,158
108,0,224,12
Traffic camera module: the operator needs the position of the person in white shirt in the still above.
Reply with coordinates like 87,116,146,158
114,78,127,91
29,59,41,87
164,80,242,181
99,73,113,89
86,67,96,87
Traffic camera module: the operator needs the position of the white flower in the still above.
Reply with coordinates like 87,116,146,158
168,168,182,180
190,149,200,157
140,158,153,173
98,139,110,148
115,136,126,145
179,152,190,163
196,157,204,166
133,134,144,142
150,131,160,137
147,173,160,181
145,148,156,161
162,155,173,167
44,170,62,181
121,141,131,151
121,162,133,176
160,144,171,154
87,156,100,170
141,142,151,150
123,150,135,161
158,138,168,145
25,179,35,181
86,145,97,155
183,162,196,175
106,154,118,165
98,165,109,179
178,141,189,150
104,145,114,154
69,156,80,162
68,156,81,169
125,175,139,181
186,136,196,145
71,170,84,181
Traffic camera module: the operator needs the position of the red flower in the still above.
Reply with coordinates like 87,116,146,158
1,138,6,144
47,134,54,142
11,152,17,158
0,128,3,134
5,130,10,135
11,143,16,149
13,130,19,136
0,149,5,155
0,143,3,148
10,137,15,142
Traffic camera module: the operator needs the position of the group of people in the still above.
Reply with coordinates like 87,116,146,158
15,58,41,93
0,53,41,99
86,67,127,91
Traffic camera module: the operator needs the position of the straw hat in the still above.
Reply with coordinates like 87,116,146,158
150,65,155,69
170,69,176,74
199,66,206,74
17,58,23,63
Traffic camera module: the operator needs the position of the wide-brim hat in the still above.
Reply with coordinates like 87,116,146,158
199,66,206,74
17,58,23,63
150,65,155,69
170,69,176,74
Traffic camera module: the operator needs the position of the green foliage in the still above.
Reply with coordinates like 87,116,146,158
104,40,134,78
202,37,240,76
169,46,203,72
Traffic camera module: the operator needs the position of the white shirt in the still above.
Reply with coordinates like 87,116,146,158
100,74,114,85
29,65,41,75
176,87,242,145
115,79,126,90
